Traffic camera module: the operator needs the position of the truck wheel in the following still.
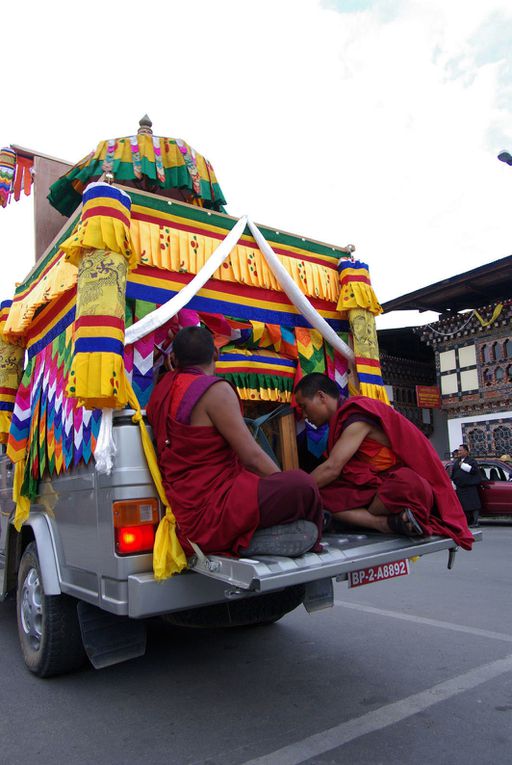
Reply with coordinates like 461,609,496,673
16,542,86,678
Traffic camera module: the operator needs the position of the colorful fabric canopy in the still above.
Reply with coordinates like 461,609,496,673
5,192,350,342
48,133,226,217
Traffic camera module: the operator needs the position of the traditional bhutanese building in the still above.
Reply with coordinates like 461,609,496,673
378,327,436,437
381,255,512,458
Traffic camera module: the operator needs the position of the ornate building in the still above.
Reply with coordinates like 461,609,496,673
382,255,512,458
416,301,512,457
378,328,436,437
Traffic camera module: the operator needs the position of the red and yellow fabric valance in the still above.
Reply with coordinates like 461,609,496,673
216,347,297,403
336,259,382,315
6,193,348,341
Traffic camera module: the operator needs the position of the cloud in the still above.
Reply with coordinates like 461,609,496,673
321,0,403,21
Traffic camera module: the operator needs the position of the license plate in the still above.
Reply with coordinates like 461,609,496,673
348,559,410,588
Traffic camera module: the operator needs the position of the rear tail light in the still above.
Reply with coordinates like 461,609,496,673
113,499,159,556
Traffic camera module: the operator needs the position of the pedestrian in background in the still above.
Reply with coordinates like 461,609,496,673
451,444,483,528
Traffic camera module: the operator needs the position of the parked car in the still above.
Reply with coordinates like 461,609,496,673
444,459,512,517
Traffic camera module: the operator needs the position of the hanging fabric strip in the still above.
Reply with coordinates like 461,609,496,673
13,460,31,531
474,303,503,328
124,376,187,579
152,136,166,184
102,138,116,173
246,219,355,363
0,147,16,208
130,135,143,179
13,155,34,201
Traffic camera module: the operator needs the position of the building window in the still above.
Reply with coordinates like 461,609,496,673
458,344,476,368
460,368,478,391
483,368,493,386
440,373,458,395
481,344,491,363
508,365,512,382
495,367,505,383
493,342,504,361
493,425,512,456
506,339,512,359
439,350,456,371
465,428,488,457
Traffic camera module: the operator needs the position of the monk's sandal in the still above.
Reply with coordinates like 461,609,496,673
240,520,318,558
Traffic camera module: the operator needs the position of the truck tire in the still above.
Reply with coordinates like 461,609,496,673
16,542,86,677
162,585,306,629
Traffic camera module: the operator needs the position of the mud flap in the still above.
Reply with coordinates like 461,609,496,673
303,577,334,613
77,602,147,669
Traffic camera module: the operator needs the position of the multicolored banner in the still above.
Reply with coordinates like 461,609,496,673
60,183,134,409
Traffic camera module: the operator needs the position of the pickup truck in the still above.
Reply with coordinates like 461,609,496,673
0,410,478,678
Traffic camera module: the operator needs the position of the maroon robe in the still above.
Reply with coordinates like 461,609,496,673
147,368,324,556
320,396,473,550
147,369,260,556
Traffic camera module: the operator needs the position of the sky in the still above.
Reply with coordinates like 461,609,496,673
1,0,511,330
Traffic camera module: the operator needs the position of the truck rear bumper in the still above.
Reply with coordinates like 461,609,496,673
127,569,244,618
187,532,475,592
127,531,481,618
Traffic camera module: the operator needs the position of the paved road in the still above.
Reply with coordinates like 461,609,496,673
0,523,511,765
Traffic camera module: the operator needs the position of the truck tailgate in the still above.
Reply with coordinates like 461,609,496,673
188,531,481,592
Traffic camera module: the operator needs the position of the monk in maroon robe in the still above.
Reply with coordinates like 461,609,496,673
147,327,323,558
294,373,473,549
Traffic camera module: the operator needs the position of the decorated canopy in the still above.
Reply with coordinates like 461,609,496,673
47,116,226,218
1,129,387,579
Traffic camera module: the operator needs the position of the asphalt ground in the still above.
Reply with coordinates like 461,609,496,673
0,522,510,765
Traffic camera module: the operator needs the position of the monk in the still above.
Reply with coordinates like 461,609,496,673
146,327,323,558
294,373,473,549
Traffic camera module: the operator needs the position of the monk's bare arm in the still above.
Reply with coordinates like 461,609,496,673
205,383,281,476
311,421,372,488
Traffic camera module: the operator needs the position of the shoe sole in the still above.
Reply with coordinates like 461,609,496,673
241,520,318,558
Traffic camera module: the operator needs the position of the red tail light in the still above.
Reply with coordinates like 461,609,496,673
113,499,159,556
115,524,155,555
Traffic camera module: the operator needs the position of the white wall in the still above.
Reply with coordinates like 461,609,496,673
447,411,512,451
